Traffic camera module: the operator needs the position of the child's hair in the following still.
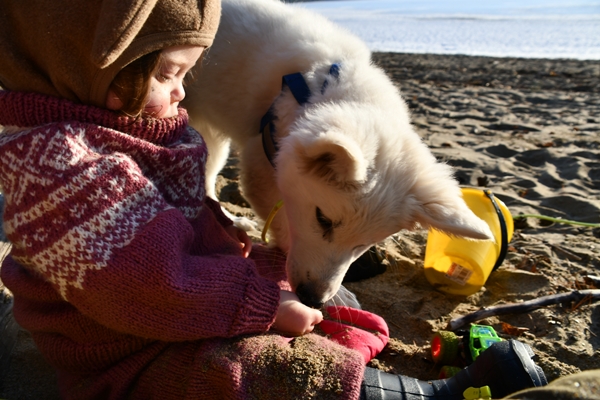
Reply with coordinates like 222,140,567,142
109,50,163,118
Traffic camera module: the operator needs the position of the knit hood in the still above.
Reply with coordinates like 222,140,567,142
0,0,221,108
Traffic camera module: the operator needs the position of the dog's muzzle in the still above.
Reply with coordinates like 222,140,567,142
295,283,326,309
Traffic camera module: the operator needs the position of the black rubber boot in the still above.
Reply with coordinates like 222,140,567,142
360,339,547,400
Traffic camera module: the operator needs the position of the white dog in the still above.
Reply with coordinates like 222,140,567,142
183,0,493,308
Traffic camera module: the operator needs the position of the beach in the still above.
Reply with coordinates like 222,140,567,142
1,52,599,397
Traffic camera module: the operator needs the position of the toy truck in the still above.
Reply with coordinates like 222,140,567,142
431,324,503,378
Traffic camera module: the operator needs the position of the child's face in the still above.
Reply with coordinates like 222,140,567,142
144,45,204,118
105,45,204,118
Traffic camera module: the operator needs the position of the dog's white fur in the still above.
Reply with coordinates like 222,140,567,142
183,0,493,307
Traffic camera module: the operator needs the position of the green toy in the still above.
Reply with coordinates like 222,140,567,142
431,324,503,378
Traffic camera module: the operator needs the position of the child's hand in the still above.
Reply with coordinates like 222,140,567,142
319,306,389,364
271,290,323,337
224,224,252,258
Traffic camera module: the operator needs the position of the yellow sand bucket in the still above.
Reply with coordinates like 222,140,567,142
423,188,514,296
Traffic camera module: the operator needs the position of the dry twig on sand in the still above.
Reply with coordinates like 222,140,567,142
447,290,600,331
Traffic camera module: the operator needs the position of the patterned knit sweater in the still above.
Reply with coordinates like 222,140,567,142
0,91,362,400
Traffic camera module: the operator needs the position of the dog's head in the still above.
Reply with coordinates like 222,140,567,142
275,96,493,309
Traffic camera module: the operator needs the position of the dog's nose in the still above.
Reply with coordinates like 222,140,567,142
295,283,325,309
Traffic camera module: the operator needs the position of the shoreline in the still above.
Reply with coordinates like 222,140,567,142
372,52,600,93
376,51,600,63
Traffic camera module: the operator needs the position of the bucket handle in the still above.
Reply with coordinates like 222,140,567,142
484,190,509,272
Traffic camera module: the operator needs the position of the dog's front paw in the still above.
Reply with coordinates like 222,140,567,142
220,207,259,232
232,216,259,232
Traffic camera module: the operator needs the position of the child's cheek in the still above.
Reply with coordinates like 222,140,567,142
144,86,172,118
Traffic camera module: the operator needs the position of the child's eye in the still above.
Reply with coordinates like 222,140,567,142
156,73,172,83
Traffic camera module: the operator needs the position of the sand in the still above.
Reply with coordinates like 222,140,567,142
359,52,600,381
1,52,599,398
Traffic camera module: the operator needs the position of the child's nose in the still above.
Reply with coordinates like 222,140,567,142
172,81,186,102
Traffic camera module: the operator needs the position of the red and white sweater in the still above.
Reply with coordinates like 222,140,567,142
0,91,364,399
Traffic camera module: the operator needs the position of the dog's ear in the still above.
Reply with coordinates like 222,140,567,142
297,134,368,188
411,187,494,240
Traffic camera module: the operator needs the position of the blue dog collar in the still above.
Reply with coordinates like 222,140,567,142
261,63,342,168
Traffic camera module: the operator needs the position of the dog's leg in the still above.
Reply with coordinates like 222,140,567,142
198,124,258,232
201,127,231,201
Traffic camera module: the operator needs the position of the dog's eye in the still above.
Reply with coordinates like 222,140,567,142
316,207,333,231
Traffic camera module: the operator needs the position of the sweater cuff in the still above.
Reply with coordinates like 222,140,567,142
229,275,280,336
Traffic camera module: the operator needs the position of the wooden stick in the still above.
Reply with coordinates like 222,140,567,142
447,289,600,331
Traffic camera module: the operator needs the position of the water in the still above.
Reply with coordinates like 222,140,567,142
300,0,600,60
